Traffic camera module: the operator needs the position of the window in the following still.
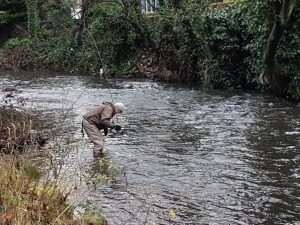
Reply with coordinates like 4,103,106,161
70,0,82,19
141,0,160,13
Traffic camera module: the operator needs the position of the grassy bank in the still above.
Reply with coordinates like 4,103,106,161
0,154,108,225
0,155,71,224
0,108,107,225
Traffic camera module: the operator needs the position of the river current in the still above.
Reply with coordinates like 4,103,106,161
0,71,299,225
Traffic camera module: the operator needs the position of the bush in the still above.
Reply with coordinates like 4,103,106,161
88,3,139,71
4,38,32,48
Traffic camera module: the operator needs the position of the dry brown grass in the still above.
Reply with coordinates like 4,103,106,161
0,108,107,225
0,155,108,225
0,108,45,154
0,155,74,225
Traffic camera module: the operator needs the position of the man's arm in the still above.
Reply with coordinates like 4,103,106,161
100,105,121,130
100,119,116,129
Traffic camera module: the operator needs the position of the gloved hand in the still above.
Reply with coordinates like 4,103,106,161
114,124,121,131
103,127,108,136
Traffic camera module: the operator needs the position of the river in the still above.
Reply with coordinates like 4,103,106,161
0,71,299,225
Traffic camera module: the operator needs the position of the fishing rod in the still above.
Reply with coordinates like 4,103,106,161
84,27,120,124
84,27,114,101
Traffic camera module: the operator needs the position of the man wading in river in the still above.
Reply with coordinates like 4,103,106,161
82,102,124,157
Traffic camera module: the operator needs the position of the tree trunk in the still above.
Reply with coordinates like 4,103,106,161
261,0,296,95
25,0,40,38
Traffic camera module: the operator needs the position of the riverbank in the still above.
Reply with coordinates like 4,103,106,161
0,154,107,225
0,44,178,83
1,40,299,102
0,105,107,225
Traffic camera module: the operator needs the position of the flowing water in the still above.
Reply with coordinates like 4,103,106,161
1,71,300,225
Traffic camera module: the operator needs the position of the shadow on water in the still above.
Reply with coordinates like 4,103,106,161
0,71,299,225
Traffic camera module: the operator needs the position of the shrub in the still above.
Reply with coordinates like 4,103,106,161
4,38,32,48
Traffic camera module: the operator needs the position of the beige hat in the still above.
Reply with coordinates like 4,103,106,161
114,102,125,112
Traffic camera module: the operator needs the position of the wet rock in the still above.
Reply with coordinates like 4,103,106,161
2,87,19,92
5,92,14,98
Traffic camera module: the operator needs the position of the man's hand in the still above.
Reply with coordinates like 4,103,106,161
114,124,121,131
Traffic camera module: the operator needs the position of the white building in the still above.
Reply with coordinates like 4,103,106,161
70,0,82,19
69,0,159,17
141,0,160,13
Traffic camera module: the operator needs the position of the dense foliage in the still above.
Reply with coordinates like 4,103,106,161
1,0,300,100
0,0,26,25
0,0,27,42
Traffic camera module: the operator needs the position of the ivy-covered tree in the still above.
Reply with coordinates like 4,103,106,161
261,0,298,95
25,0,40,37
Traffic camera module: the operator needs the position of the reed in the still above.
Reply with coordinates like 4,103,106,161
0,108,107,225
0,108,45,154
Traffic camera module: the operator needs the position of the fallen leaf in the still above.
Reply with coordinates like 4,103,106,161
169,208,176,219
6,211,13,221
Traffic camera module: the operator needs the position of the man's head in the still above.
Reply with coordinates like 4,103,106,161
114,102,125,114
